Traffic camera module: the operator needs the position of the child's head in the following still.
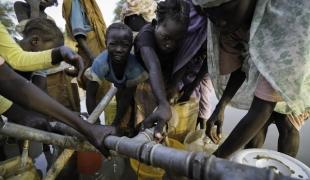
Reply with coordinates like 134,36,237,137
106,23,133,64
154,0,190,54
19,18,64,51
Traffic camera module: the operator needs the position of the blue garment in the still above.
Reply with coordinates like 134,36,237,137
88,51,148,88
70,0,92,37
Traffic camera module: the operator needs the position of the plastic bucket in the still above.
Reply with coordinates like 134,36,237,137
168,98,199,142
130,138,185,180
184,129,226,154
77,151,102,174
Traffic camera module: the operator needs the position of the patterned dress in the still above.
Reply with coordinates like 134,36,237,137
207,0,310,130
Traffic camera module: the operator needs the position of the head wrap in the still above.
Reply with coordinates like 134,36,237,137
121,0,157,22
192,0,233,8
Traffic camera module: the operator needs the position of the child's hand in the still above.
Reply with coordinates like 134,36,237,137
142,103,172,141
205,107,225,144
58,46,85,81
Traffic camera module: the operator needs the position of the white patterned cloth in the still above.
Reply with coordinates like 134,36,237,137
121,0,157,22
207,0,310,129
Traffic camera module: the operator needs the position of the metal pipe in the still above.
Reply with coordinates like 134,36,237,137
0,122,96,151
104,131,295,180
49,122,85,139
44,149,75,180
87,85,118,124
45,85,118,179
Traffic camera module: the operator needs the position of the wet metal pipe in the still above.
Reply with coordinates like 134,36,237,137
0,121,296,180
46,85,118,180
104,130,295,180
87,85,118,124
0,121,96,151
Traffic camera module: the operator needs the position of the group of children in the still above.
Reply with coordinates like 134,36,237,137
0,0,309,178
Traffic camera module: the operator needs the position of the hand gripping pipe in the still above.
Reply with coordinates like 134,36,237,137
45,85,118,179
0,121,296,180
104,129,295,180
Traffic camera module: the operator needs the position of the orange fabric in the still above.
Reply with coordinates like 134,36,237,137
62,0,106,51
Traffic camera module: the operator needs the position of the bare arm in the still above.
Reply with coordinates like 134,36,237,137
86,80,99,115
32,75,47,91
140,47,169,107
75,36,95,65
0,60,116,156
139,47,171,139
206,68,246,144
113,87,136,127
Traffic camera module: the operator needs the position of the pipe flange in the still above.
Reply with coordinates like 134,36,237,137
186,152,196,177
140,141,156,164
149,143,161,165
192,152,207,180
203,155,215,180
115,136,128,152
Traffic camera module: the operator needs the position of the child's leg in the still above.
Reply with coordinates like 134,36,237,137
275,114,300,157
245,111,278,149
214,96,276,158
245,124,269,149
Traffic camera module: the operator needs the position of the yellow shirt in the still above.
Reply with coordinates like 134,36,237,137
0,22,53,71
0,22,54,114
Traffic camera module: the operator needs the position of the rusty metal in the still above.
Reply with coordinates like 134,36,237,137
87,84,118,124
44,149,75,180
0,122,96,151
103,130,295,180
44,85,117,180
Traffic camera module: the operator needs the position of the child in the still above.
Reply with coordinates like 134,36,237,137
193,0,310,158
133,0,190,139
85,23,148,135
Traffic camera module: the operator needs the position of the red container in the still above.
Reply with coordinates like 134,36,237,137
77,151,102,174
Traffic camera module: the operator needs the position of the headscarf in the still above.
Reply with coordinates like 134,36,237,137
173,0,208,74
192,0,233,8
120,0,157,22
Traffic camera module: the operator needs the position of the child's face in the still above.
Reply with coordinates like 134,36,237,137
107,29,132,63
154,18,185,54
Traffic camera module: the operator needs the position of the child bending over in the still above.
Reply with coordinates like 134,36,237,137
85,23,148,135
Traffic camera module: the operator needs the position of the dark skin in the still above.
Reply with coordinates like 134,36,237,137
19,28,64,90
195,0,264,157
124,14,147,32
206,68,246,144
197,0,298,158
72,35,96,89
139,19,187,140
0,59,115,157
214,97,276,158
245,112,300,157
86,29,134,131
2,28,64,130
